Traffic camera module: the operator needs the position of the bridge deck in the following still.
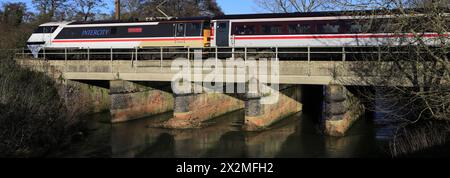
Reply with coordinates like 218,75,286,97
15,58,413,86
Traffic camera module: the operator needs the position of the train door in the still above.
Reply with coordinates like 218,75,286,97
175,23,186,45
216,21,230,47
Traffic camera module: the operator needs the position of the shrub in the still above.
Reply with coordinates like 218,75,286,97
0,53,74,157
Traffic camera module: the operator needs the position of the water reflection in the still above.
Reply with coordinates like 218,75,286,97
110,113,170,158
323,118,384,158
111,111,243,158
203,115,298,158
244,117,298,158
68,109,393,158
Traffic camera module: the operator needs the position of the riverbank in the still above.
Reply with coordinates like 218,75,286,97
0,53,98,157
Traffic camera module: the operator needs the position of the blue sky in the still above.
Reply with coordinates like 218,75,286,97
1,0,264,15
217,0,261,14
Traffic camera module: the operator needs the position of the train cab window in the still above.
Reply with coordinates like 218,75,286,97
186,23,202,36
262,25,284,35
33,27,43,33
176,23,185,37
234,25,256,35
34,26,58,33
318,23,340,34
288,24,311,34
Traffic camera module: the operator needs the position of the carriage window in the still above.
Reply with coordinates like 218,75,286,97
186,23,202,36
176,23,185,37
234,25,256,35
349,23,363,33
348,21,370,33
318,23,340,34
262,25,284,34
288,24,311,34
370,19,395,33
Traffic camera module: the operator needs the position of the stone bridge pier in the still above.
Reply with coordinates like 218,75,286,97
244,84,303,131
109,80,174,123
323,84,365,136
163,84,244,129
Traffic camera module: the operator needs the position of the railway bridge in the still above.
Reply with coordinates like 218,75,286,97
14,46,416,136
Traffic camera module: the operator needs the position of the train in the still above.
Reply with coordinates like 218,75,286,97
26,10,449,59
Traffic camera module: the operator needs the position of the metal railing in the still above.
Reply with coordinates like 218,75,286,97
13,46,409,61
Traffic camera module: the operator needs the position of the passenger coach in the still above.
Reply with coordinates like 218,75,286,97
210,11,448,47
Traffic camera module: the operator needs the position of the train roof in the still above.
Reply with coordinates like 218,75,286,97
68,16,210,25
214,10,366,20
214,8,450,20
40,21,72,26
65,8,449,25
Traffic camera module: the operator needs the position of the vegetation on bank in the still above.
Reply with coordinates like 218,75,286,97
0,2,67,157
0,52,87,157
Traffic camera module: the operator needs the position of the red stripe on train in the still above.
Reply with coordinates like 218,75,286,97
52,37,203,43
233,34,443,40
52,34,446,43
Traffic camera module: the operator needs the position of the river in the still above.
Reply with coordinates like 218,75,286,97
51,106,450,158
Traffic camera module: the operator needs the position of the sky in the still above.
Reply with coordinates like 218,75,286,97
1,0,265,15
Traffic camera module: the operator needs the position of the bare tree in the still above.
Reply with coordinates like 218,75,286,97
324,0,449,11
120,0,146,20
199,0,224,16
1,2,26,26
254,0,331,13
118,0,223,20
330,0,450,156
71,0,107,21
140,0,223,18
0,3,36,49
32,0,68,20
0,7,3,23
